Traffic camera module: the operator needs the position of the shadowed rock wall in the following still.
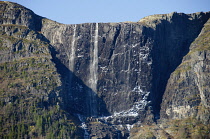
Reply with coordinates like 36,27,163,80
0,1,210,138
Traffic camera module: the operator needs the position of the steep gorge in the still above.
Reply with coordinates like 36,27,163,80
0,1,210,138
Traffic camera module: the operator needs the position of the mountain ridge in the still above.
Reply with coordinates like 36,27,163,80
0,1,210,138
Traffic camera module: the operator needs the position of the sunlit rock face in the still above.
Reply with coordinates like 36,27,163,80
40,12,210,138
41,21,153,118
41,12,210,120
1,1,210,138
160,18,210,124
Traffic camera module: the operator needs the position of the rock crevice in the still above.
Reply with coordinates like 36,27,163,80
0,2,210,138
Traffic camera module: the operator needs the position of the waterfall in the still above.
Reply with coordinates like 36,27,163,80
67,24,77,100
77,114,90,139
88,23,99,116
92,22,98,92
69,24,77,72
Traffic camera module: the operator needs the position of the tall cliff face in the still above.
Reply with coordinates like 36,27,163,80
140,12,210,116
41,21,153,117
0,1,61,112
0,1,210,139
40,11,210,138
160,18,210,123
41,12,210,119
0,2,81,139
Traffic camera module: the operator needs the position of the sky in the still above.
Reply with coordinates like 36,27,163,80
8,0,210,24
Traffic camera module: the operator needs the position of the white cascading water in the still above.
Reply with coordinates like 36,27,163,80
78,23,99,139
77,114,90,139
69,24,77,72
88,23,99,117
68,25,90,139
67,24,76,102
92,23,98,92
64,24,77,102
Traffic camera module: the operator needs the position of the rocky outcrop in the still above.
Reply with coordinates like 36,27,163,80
0,2,80,138
141,12,210,116
41,11,210,138
0,1,62,107
0,1,42,31
160,18,210,124
41,21,153,117
0,1,210,138
41,11,210,115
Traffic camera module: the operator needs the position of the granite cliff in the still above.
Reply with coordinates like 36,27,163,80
0,1,209,138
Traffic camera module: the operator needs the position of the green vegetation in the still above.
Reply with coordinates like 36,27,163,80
173,20,210,78
0,53,79,138
173,65,191,76
0,97,78,139
130,118,210,139
166,118,210,139
0,23,80,138
187,20,210,55
0,57,59,95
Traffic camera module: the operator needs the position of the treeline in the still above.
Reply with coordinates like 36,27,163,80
0,96,80,139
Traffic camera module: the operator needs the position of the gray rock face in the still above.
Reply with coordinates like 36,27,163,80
1,1,210,138
41,21,153,118
145,12,210,116
41,12,210,118
0,1,42,31
160,18,210,124
40,11,210,137
0,14,62,107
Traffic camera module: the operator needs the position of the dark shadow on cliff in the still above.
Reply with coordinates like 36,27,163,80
48,46,110,117
30,16,110,118
148,13,210,120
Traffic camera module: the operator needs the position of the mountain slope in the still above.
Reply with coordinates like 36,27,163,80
130,16,210,139
0,1,209,139
0,2,81,138
161,18,210,122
